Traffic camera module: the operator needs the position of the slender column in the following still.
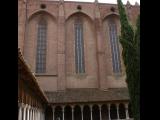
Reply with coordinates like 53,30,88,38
23,104,27,120
116,104,120,120
125,103,130,119
32,108,35,120
37,108,40,120
39,109,41,120
30,108,32,120
107,104,111,120
27,105,30,120
71,106,74,120
98,105,102,120
34,108,36,120
62,106,65,120
90,105,93,120
80,106,84,120
18,103,22,120
35,109,38,120
42,110,45,120
52,106,55,120
43,110,45,120
41,110,43,120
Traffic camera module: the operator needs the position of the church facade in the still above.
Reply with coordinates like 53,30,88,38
18,0,140,120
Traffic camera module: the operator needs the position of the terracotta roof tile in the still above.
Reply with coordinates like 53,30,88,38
45,88,129,103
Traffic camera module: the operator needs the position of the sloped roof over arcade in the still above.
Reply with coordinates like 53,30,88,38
45,88,129,104
18,48,49,104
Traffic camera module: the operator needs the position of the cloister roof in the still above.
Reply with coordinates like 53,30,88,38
45,88,129,104
18,48,49,104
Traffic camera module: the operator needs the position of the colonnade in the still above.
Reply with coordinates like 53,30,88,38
18,103,45,120
51,103,133,120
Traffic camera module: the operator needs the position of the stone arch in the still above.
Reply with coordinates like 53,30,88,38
28,10,56,22
102,13,119,21
92,104,100,120
24,9,58,76
65,10,98,88
45,106,53,120
64,105,72,120
110,104,117,119
66,11,94,22
83,105,91,120
119,103,126,119
74,105,81,120
102,12,124,77
101,104,109,120
55,106,62,120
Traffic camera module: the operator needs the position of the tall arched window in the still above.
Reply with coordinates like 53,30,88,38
36,18,47,73
74,17,85,74
109,20,121,74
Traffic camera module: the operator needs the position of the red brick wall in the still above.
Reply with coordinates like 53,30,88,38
18,0,140,91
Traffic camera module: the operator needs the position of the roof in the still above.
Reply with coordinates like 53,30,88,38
18,48,49,104
45,88,129,104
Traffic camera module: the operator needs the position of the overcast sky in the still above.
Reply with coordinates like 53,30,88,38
64,0,140,5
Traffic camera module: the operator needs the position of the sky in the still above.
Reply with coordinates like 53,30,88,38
63,0,140,5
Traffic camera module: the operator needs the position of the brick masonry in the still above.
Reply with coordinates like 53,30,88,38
18,0,140,92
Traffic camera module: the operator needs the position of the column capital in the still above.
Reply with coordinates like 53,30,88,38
18,102,23,107
98,104,102,108
89,104,93,108
80,105,84,109
107,103,111,108
125,103,129,108
62,105,65,112
116,103,119,107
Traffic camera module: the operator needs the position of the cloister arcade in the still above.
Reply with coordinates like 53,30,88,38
45,102,133,120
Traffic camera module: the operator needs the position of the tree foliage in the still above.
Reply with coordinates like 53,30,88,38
117,0,140,120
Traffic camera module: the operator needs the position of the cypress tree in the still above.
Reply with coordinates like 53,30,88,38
117,0,140,120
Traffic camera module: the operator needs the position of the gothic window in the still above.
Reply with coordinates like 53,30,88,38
109,21,121,74
36,18,47,73
74,17,85,74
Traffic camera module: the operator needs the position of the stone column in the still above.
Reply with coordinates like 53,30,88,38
80,106,84,120
39,109,41,120
41,110,43,120
125,103,129,119
98,105,102,120
37,109,39,120
27,105,31,120
107,104,111,120
116,104,120,120
34,108,37,120
43,111,45,120
71,106,74,120
30,108,32,120
52,106,55,120
18,103,22,120
23,104,27,120
32,108,35,120
35,108,38,120
90,105,93,120
62,106,65,120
